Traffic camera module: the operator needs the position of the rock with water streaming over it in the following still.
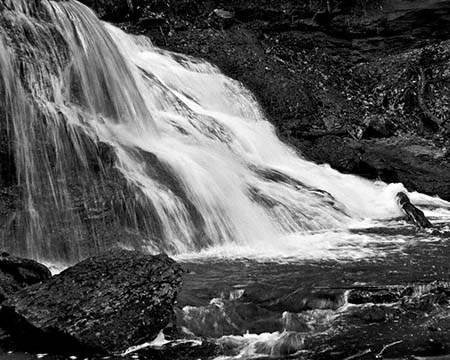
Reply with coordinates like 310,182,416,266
0,249,183,356
303,281,450,359
0,252,51,302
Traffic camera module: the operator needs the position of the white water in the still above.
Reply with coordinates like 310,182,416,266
1,0,449,262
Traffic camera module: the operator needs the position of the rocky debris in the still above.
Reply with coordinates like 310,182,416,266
0,249,183,356
0,252,51,302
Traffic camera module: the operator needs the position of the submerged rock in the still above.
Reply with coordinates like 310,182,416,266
0,252,51,302
0,249,183,356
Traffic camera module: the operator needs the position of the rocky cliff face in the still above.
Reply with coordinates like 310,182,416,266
79,0,450,199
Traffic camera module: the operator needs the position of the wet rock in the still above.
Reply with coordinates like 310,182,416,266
241,283,347,313
309,136,372,177
240,283,286,304
0,252,51,302
353,304,398,323
361,138,450,200
0,249,183,356
177,299,281,337
281,312,310,332
397,191,433,228
310,135,450,200
348,287,405,304
303,281,450,359
267,288,347,313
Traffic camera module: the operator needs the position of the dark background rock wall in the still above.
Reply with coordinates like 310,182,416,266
80,0,450,199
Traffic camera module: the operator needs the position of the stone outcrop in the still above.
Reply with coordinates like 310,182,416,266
0,249,183,355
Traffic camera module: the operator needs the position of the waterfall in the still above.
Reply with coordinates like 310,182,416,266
0,0,447,263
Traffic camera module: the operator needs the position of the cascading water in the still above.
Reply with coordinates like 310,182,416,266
0,0,449,264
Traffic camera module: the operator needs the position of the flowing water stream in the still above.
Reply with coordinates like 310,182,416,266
1,0,450,359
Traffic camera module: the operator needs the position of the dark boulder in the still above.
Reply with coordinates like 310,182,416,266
0,252,51,302
0,249,183,356
396,191,433,228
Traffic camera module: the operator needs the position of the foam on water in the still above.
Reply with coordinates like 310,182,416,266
214,331,307,359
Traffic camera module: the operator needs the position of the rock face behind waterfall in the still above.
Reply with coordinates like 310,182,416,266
0,250,183,355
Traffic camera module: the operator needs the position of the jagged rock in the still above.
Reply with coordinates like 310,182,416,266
0,252,51,302
0,249,183,356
